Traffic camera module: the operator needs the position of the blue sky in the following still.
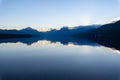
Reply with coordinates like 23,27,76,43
0,0,120,30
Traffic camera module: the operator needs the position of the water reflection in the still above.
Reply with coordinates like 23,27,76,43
0,36,120,52
0,37,120,80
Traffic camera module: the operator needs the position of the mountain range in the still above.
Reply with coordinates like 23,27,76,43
0,19,120,40
20,27,43,35
0,20,120,50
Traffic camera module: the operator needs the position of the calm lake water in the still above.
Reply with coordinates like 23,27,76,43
0,40,120,80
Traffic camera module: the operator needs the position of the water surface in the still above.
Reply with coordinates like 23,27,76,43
0,40,120,80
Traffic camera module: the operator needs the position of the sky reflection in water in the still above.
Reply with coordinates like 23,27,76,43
0,40,120,80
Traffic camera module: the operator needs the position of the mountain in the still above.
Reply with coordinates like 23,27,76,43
44,25,100,37
20,27,42,35
94,20,120,40
73,20,120,38
89,20,120,50
0,27,43,39
71,25,100,38
0,29,32,39
0,29,25,34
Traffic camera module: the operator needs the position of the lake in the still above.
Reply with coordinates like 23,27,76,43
0,40,120,80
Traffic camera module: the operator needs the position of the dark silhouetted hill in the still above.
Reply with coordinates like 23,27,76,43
44,25,100,37
20,27,43,36
92,20,120,50
0,29,32,39
0,27,44,39
94,20,120,39
72,20,120,50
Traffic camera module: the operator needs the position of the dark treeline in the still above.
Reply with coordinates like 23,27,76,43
0,33,32,38
0,29,32,38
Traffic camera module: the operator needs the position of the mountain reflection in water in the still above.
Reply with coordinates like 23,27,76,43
0,37,120,80
0,36,120,52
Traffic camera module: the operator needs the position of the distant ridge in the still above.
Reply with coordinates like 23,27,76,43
20,27,42,35
0,29,32,39
94,20,120,39
0,18,120,40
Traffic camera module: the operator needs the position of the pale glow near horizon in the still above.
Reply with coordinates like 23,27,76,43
81,17,91,26
0,0,120,29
